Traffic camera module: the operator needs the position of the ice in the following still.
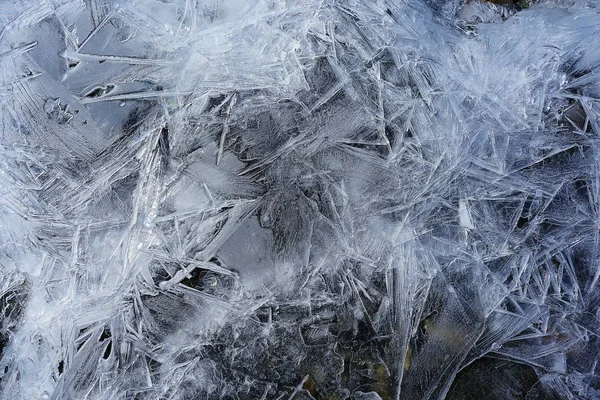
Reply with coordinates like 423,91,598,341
1,0,600,399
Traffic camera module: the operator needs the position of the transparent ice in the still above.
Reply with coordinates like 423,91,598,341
1,0,600,399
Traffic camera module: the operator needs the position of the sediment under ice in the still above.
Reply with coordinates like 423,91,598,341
1,0,600,399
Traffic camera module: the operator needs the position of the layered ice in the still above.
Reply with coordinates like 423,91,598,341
1,0,600,399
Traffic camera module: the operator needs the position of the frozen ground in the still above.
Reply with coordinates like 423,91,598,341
1,0,600,399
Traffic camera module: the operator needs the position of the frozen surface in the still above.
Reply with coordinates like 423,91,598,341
1,0,600,399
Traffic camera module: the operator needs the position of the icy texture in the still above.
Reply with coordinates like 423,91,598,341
1,0,600,399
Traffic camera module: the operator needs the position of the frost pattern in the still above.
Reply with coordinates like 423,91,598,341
1,0,600,399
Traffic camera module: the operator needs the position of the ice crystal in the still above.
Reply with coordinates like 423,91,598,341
1,0,600,399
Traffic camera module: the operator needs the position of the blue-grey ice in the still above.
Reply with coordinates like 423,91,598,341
1,0,600,399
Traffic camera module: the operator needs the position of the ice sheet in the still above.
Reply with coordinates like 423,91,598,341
1,0,600,399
